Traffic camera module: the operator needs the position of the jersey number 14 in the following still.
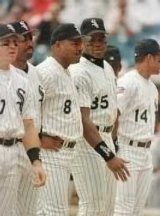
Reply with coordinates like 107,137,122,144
135,109,148,123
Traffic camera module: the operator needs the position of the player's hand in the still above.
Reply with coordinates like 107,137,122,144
107,157,130,181
32,160,46,187
41,136,62,151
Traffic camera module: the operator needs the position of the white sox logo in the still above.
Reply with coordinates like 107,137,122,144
38,85,44,102
91,19,99,28
73,25,80,34
7,24,16,32
20,21,29,31
100,145,111,157
16,88,25,113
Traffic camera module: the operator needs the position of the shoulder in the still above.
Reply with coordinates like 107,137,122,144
36,57,50,72
28,62,38,72
10,65,30,91
70,57,96,80
10,65,27,82
36,57,59,79
36,57,57,73
104,60,116,78
149,79,159,95
10,64,26,77
118,69,137,84
117,70,138,94
70,57,88,72
104,60,114,73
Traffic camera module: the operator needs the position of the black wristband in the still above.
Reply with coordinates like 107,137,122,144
27,147,41,164
95,141,115,161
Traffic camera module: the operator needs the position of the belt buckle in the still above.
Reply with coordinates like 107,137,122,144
103,126,107,133
62,140,68,148
145,141,151,148
144,143,148,148
62,140,76,148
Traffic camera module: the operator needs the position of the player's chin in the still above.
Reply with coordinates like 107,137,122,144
152,70,160,75
26,52,33,60
93,51,104,59
9,54,17,62
72,54,81,63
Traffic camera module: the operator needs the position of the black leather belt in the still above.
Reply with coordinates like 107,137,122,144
41,133,76,148
0,138,22,146
129,140,151,148
96,125,113,133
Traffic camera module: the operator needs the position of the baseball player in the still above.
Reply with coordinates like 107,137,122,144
10,20,44,216
36,23,83,215
70,18,129,216
114,39,160,216
104,45,122,77
0,24,46,216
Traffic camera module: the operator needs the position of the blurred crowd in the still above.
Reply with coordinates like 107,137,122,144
1,0,160,68
0,0,160,209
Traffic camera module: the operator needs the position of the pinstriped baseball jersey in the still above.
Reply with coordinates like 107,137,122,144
0,65,34,139
11,62,44,132
70,56,117,126
70,56,117,216
36,56,83,140
117,69,158,141
114,70,158,216
10,64,43,216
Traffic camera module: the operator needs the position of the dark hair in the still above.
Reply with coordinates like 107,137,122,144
104,45,121,63
104,45,121,75
135,39,160,63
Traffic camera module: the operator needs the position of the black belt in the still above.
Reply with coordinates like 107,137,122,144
0,138,22,146
96,125,113,133
129,140,151,148
41,133,76,148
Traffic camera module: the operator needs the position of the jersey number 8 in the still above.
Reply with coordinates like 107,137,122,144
64,99,72,114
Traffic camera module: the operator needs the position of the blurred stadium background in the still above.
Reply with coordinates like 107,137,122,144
1,0,160,214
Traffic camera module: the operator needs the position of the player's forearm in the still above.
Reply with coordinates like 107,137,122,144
81,107,115,161
81,107,103,147
112,110,120,140
22,119,41,150
82,118,103,148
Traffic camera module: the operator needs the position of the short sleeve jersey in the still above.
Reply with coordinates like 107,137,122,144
36,57,83,140
117,69,158,141
12,63,44,132
70,57,117,127
0,65,34,139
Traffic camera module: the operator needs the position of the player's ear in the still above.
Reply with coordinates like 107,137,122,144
147,54,154,61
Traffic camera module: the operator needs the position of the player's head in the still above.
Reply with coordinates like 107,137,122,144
135,39,160,75
104,45,122,76
80,18,108,59
50,23,82,68
10,20,36,60
0,24,22,65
